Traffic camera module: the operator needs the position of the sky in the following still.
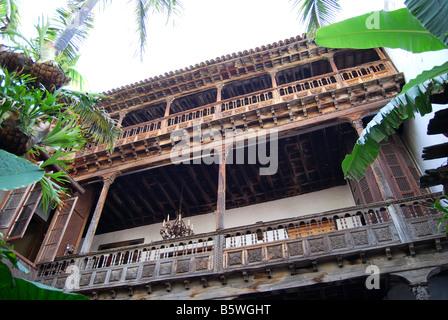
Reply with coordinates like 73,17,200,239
17,0,388,93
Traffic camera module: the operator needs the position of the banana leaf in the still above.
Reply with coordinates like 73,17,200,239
315,8,447,53
405,0,448,46
0,265,88,300
342,73,448,181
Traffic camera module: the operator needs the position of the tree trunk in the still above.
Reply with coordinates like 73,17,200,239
53,0,100,55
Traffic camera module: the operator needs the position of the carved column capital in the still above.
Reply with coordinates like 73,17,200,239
350,118,364,132
102,171,121,188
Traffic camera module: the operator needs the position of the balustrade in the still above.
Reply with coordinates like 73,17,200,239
34,194,444,292
76,60,395,155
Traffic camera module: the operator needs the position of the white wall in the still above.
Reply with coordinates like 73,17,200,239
224,185,355,228
88,185,355,251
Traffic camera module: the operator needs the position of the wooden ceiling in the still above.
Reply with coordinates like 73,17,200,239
93,122,358,234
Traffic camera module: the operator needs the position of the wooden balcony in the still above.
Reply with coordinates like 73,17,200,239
33,193,446,299
69,60,404,178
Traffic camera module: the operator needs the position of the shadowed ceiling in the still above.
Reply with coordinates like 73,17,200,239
91,122,358,234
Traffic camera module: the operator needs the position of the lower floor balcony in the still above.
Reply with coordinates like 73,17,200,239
33,193,447,299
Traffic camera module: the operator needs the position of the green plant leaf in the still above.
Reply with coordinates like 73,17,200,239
0,276,89,300
0,149,45,191
402,61,448,92
405,0,448,46
342,73,448,181
315,8,447,53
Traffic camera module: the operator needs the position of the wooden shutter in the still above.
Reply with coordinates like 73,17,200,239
378,135,426,199
6,185,43,241
0,185,34,237
349,167,382,204
55,188,96,257
36,197,78,264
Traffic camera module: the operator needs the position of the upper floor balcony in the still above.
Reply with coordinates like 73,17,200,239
69,49,404,179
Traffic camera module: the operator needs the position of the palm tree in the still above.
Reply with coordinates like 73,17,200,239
291,0,341,39
53,0,181,59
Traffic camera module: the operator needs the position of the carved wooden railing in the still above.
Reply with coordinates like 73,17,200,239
77,60,397,154
33,193,444,292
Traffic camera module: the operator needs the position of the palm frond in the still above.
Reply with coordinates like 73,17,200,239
291,0,340,40
61,89,120,152
133,0,182,59
0,0,21,39
52,2,95,62
134,0,149,59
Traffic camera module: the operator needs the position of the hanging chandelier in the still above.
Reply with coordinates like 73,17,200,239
160,213,194,239
160,186,194,239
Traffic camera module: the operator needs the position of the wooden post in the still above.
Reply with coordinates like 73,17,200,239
215,84,224,119
216,148,227,230
328,55,345,87
269,70,280,103
160,98,174,134
80,171,121,253
117,110,128,127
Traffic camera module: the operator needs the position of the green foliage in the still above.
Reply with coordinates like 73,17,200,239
315,8,447,53
433,195,448,233
0,71,62,133
315,4,448,182
291,0,341,40
405,0,448,46
0,235,88,300
342,73,448,181
0,149,45,191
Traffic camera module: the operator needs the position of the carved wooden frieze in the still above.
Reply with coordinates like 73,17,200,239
176,259,190,273
308,238,327,253
55,276,67,289
287,241,304,257
79,273,92,287
159,262,173,275
267,245,284,260
94,271,107,284
247,248,263,263
195,256,210,271
351,230,370,246
373,227,393,242
141,264,155,278
329,235,347,250
125,267,139,280
109,269,122,282
227,251,243,266
411,221,433,237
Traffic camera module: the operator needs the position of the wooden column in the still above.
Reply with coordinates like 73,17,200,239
80,171,121,253
216,148,227,230
269,70,280,103
328,55,345,87
160,98,174,134
215,84,224,119
117,110,128,127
